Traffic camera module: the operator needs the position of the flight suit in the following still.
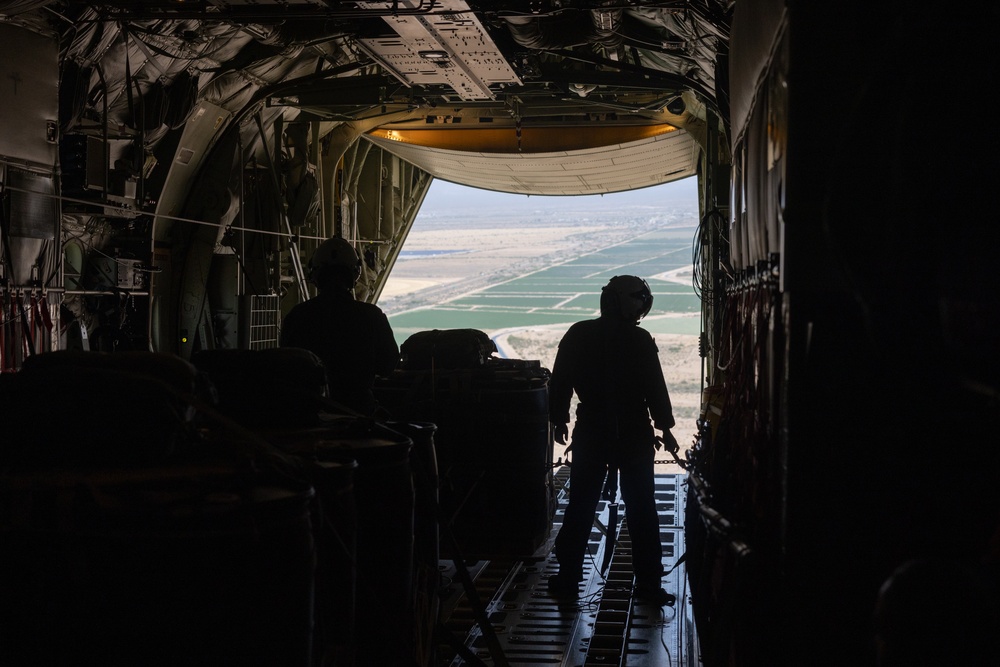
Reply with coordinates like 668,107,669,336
549,316,675,589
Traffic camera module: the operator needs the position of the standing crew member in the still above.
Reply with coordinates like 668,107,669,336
547,275,678,605
280,237,399,416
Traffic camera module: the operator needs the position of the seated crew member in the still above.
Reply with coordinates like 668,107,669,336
280,236,399,416
547,275,679,605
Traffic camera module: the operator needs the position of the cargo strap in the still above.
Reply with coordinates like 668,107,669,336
0,291,6,371
0,192,36,360
600,467,620,574
78,319,90,351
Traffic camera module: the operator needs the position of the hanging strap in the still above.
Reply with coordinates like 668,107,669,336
29,293,40,354
17,293,33,358
38,294,53,333
0,291,7,372
122,24,136,125
599,466,620,574
0,185,35,360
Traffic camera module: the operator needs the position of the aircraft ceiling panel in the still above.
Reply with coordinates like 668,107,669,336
356,0,521,101
365,130,700,196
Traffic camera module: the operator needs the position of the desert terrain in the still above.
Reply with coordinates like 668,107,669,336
379,226,605,299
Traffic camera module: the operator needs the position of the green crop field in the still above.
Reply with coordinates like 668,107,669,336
388,226,700,346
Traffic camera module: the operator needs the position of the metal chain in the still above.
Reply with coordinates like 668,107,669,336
655,459,691,468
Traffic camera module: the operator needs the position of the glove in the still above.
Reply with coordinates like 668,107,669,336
553,422,569,445
657,429,680,454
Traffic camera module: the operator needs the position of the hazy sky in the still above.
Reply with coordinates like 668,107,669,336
418,176,698,214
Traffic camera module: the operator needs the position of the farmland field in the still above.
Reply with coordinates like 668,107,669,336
385,226,700,345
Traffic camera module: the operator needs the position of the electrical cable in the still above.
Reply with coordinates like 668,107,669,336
538,46,717,105
296,32,353,49
72,0,440,23
495,2,690,19
617,27,690,52
678,540,689,664
701,271,780,548
656,603,678,667
1,183,393,245
127,24,245,63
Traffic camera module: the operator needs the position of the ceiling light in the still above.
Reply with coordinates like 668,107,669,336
419,50,451,62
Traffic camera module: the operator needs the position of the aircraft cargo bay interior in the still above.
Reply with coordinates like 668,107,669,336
1,2,998,666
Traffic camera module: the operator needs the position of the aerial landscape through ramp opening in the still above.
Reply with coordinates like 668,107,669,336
381,178,702,469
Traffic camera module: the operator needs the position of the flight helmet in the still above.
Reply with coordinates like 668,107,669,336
600,275,653,323
308,237,362,290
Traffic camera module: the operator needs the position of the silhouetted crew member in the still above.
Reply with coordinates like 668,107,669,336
280,237,399,416
547,275,679,605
